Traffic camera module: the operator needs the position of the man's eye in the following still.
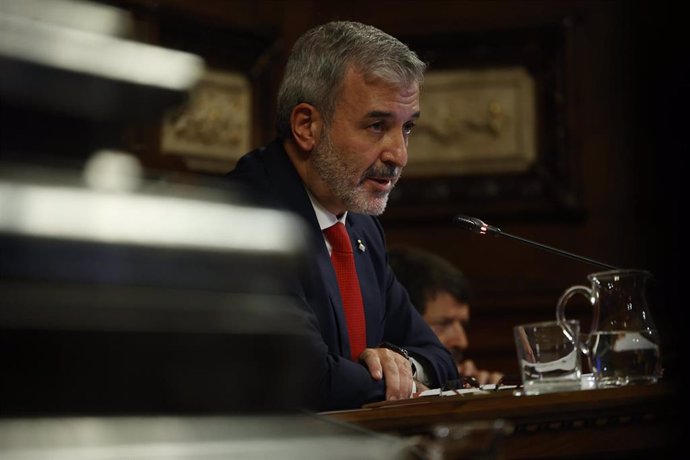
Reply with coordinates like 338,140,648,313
369,121,385,132
403,122,416,135
432,320,453,328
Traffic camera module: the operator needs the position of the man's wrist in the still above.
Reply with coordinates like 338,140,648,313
410,357,431,386
378,342,418,375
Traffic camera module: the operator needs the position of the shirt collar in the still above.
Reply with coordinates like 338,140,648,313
306,188,347,231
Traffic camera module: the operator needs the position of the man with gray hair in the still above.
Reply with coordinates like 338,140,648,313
228,21,457,411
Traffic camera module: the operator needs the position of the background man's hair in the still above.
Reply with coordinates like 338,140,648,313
389,247,472,314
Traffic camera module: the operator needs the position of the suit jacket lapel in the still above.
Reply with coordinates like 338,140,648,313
261,141,350,357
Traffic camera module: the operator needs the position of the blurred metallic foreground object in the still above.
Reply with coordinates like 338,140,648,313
0,416,420,460
0,0,317,415
0,0,205,166
0,162,317,414
0,0,204,120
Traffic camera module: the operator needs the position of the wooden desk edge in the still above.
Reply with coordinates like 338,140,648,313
321,383,678,430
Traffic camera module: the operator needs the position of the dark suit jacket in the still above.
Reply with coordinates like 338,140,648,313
227,139,458,410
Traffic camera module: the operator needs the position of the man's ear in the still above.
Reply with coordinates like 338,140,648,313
290,103,323,152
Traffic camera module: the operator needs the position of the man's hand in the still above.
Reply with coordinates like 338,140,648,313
413,379,429,397
359,347,414,401
458,359,503,385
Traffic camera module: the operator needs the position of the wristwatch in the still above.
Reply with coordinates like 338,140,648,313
379,341,418,375
378,341,410,360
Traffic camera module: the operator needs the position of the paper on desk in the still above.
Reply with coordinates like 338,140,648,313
419,388,487,397
418,383,517,397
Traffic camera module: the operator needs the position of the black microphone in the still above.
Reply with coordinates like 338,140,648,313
453,214,619,270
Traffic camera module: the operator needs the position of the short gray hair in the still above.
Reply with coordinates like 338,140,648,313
276,21,426,140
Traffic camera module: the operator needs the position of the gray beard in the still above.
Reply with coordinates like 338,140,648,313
310,131,399,216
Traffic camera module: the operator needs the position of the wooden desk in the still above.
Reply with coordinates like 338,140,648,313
323,384,680,459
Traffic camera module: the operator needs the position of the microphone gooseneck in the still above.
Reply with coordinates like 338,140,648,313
453,214,619,270
453,215,501,236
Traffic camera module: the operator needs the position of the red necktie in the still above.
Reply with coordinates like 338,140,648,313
323,222,367,360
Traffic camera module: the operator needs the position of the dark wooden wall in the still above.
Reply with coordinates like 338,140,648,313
112,0,682,378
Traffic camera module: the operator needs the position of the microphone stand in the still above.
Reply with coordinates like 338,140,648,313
453,215,619,271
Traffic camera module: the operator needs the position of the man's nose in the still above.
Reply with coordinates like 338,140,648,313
444,322,469,350
380,130,408,168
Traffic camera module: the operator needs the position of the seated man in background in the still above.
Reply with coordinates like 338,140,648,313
389,247,503,385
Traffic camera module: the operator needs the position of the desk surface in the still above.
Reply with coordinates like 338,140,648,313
323,383,680,459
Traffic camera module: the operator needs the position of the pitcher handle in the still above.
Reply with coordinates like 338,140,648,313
556,285,598,335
